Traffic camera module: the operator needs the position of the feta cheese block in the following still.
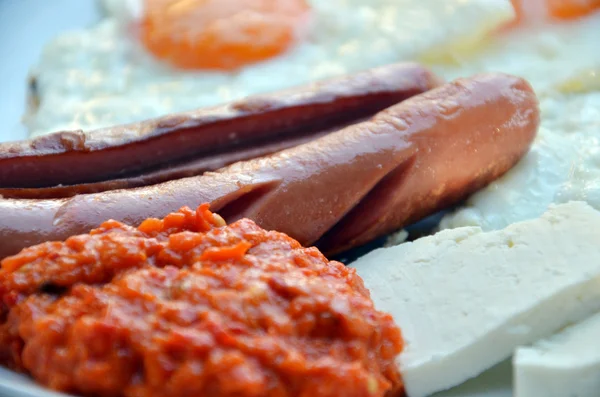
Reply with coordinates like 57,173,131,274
514,312,600,397
350,201,600,397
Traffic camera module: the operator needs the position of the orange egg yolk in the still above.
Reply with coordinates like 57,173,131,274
510,0,600,24
140,0,310,71
547,0,600,19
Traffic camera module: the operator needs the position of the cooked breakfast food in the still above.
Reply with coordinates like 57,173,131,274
25,0,513,137
514,311,600,397
4,0,600,396
0,63,440,195
0,204,403,397
3,197,600,397
351,201,600,397
0,73,539,259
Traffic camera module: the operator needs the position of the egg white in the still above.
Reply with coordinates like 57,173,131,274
25,0,513,137
430,10,600,95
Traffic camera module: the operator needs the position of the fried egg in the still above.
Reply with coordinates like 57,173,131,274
25,0,513,137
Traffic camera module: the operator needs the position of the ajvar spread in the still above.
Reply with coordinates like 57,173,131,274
0,204,403,397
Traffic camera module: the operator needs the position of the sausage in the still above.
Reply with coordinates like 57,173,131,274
0,126,335,199
0,73,540,259
0,63,441,189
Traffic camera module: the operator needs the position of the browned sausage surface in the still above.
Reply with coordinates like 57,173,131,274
0,63,440,189
0,73,539,259
0,127,333,198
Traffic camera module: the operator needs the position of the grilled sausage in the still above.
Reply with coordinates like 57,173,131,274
0,63,441,190
0,127,333,199
0,73,540,258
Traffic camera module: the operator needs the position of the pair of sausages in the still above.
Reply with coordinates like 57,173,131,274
0,69,540,259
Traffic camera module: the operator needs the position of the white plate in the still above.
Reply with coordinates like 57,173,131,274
0,1,513,396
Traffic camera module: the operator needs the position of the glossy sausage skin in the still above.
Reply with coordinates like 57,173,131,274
0,73,539,259
0,63,440,189
0,127,333,199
